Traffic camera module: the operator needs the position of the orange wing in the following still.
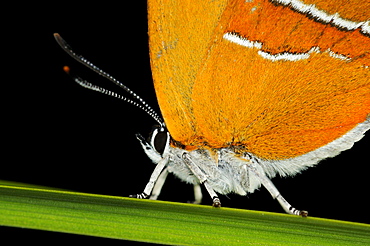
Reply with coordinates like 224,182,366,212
148,0,370,160
148,0,229,144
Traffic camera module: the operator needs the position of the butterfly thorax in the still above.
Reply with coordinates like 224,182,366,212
166,146,262,195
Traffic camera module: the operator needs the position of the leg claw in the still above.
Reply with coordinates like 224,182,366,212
212,197,221,207
300,210,308,217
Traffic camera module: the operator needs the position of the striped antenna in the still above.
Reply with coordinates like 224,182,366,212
54,33,165,127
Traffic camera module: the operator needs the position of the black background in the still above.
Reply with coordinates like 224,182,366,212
1,2,369,242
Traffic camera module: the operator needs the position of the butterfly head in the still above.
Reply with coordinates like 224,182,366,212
136,125,170,164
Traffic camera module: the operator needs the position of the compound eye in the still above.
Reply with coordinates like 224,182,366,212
149,126,168,155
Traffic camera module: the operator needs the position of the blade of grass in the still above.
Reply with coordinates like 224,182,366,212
0,184,369,245
0,180,68,190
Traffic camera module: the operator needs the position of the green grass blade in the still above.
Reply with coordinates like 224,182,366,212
0,180,69,190
0,184,369,245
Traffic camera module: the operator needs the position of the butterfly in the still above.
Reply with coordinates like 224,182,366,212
55,0,370,217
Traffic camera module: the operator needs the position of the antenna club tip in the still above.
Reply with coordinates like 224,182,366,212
54,33,62,42
63,66,71,74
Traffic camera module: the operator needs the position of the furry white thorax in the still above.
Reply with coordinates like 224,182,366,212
165,147,262,195
140,116,369,197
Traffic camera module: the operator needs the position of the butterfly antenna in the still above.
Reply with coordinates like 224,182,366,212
54,33,165,127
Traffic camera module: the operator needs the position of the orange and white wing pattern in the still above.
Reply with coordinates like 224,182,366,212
149,0,369,161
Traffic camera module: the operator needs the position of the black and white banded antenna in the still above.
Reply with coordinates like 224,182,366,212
54,33,165,128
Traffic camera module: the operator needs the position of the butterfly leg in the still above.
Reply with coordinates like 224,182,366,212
249,164,308,217
149,167,169,200
149,166,203,204
192,184,203,204
129,156,169,199
182,153,221,207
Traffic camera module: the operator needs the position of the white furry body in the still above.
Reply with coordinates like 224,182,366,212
164,116,369,197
